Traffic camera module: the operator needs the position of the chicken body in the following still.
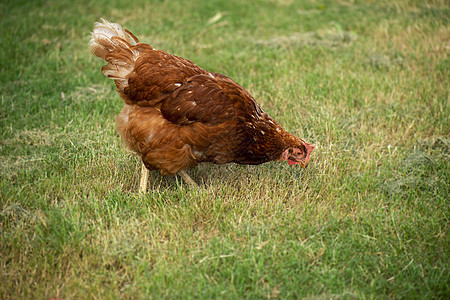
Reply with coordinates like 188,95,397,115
90,19,313,184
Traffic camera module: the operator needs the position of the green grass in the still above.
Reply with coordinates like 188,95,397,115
1,0,448,298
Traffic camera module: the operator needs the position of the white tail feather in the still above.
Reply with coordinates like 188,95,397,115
89,19,140,92
89,18,138,58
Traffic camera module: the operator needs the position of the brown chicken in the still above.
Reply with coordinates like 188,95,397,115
89,19,314,191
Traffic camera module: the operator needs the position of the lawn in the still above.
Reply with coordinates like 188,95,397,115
0,0,448,298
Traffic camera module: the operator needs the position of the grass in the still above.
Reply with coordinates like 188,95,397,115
0,0,448,298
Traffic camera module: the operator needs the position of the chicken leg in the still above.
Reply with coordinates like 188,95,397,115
178,169,198,187
139,164,197,193
139,163,149,193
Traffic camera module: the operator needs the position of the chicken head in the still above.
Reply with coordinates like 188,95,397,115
282,143,314,168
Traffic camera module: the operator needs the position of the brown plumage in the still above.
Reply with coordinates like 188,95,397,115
89,19,314,188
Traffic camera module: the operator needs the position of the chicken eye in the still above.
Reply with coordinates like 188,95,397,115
294,148,304,156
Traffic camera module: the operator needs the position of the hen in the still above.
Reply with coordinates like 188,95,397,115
89,19,314,191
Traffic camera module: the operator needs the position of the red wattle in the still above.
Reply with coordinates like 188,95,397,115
288,159,299,165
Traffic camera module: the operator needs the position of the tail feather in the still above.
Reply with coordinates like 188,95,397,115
89,18,139,59
89,19,140,94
